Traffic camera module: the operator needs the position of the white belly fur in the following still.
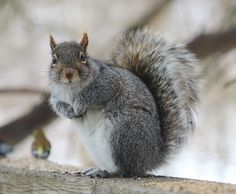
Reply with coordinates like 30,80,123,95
50,85,116,172
74,109,117,173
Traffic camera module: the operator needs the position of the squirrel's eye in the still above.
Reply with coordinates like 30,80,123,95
51,55,57,67
79,53,86,63
52,57,57,64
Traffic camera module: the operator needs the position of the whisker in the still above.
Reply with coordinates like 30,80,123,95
34,76,50,83
79,73,89,79
32,73,58,83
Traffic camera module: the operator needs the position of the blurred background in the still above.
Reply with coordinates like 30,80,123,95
0,0,236,184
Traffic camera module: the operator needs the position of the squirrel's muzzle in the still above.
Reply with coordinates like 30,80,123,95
62,67,79,83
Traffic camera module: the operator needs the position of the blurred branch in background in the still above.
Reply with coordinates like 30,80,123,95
188,26,236,58
0,95,56,147
0,88,47,95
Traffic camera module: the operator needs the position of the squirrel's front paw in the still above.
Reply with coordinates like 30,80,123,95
73,101,87,117
56,101,77,119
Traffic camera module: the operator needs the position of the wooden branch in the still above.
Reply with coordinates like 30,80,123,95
0,95,57,146
187,27,236,58
0,159,235,194
0,88,47,95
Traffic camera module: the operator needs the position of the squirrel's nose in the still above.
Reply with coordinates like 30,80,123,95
64,67,74,79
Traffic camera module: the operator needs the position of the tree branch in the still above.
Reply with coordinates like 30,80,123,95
0,88,47,95
0,95,57,146
187,27,236,58
1,160,236,194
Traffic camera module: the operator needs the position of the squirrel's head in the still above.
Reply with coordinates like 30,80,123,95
48,33,90,86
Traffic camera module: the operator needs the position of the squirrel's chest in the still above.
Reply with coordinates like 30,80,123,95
51,85,78,105
74,110,117,173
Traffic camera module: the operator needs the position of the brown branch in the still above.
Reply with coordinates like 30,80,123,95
0,95,57,146
0,88,47,95
187,27,236,58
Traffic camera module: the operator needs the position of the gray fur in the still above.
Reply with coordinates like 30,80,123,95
48,28,200,177
112,28,201,153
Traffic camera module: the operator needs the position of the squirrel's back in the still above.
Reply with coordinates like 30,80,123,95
112,28,201,155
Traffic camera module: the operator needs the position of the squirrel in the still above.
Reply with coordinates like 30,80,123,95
48,28,200,178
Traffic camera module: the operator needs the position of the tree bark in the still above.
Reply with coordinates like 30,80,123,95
0,161,235,194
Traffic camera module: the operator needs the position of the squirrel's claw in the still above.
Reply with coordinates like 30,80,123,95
81,168,113,178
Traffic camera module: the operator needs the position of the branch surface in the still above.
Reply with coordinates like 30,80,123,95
0,158,235,194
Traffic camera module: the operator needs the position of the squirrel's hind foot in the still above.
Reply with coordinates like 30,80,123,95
81,168,116,178
81,167,156,178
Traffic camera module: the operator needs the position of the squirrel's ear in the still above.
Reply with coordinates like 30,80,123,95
49,35,57,50
80,33,89,51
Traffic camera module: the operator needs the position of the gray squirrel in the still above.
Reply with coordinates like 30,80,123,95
48,28,200,178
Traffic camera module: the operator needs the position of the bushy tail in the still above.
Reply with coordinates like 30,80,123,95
112,28,201,154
